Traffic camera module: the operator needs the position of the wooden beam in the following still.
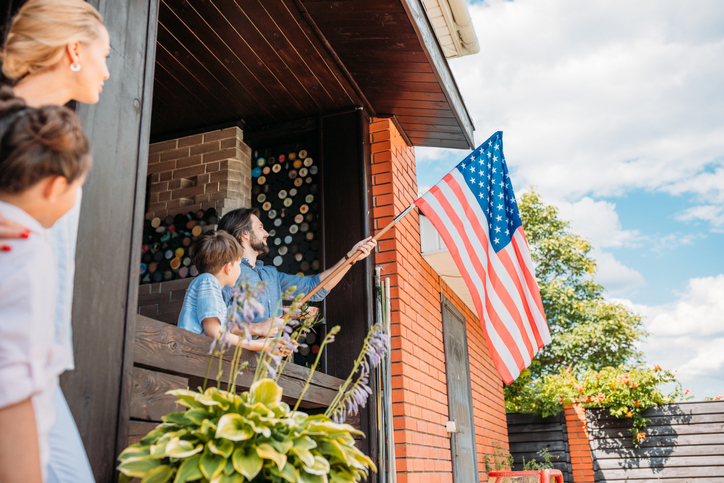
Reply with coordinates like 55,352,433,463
133,316,342,407
130,367,188,422
61,1,159,480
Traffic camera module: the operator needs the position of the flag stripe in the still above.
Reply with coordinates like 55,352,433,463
497,244,544,349
443,172,537,361
511,230,551,344
425,185,530,370
416,196,518,382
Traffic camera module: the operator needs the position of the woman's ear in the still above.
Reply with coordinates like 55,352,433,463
43,176,70,202
66,41,82,66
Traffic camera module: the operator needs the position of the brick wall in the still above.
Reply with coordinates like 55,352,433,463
146,127,252,219
564,404,595,483
370,118,509,483
137,278,192,324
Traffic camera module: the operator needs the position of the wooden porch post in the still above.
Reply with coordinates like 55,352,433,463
60,1,159,481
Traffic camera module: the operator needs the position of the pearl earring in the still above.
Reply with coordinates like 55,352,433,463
70,63,81,72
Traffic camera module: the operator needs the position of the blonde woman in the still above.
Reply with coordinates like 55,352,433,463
0,1,110,481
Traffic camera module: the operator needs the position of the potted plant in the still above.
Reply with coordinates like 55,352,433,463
117,280,389,483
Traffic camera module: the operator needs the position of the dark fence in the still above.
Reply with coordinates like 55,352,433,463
507,412,572,482
587,401,724,483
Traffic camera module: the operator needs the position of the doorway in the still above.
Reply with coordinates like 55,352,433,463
442,297,479,482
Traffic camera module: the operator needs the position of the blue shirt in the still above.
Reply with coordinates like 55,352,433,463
222,258,329,323
178,274,227,334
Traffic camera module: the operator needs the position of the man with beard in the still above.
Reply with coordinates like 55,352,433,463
217,208,376,326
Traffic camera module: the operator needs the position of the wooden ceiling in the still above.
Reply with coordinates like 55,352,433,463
151,0,474,149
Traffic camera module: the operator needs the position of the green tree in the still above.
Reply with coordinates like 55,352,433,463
505,190,647,402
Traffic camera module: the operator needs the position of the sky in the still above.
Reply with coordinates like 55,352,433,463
416,0,724,399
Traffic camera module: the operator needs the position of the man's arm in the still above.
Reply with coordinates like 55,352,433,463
0,398,42,483
317,236,377,291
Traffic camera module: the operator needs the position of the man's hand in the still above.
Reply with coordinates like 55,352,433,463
347,236,376,261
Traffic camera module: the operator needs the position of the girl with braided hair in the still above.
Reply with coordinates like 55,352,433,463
0,90,92,483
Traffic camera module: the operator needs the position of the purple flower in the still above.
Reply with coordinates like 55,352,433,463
330,324,389,424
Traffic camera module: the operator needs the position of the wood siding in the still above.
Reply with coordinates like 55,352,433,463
151,0,362,139
587,401,724,483
302,0,475,149
507,412,573,483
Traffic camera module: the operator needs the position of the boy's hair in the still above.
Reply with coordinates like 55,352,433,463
0,86,91,193
218,207,261,241
190,230,243,274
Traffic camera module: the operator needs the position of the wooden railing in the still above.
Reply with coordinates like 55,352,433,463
127,315,345,444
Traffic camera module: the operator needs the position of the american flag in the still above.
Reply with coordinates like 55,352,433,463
415,131,551,384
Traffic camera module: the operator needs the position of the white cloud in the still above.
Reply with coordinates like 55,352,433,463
419,0,724,231
531,195,646,294
675,204,724,231
591,249,645,295
616,275,724,397
555,197,642,249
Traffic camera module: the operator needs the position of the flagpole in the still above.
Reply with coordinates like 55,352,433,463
299,203,417,304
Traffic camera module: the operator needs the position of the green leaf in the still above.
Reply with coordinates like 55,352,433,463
250,379,283,406
199,451,225,480
269,439,293,455
168,389,204,409
319,441,348,465
174,454,203,483
208,439,234,459
140,465,173,483
185,408,212,426
210,391,232,410
150,441,168,458
223,457,235,476
141,424,178,445
293,436,317,451
165,438,203,458
210,473,244,483
270,461,300,483
118,444,151,461
163,412,189,425
118,455,164,478
328,468,355,483
119,473,133,483
300,472,328,483
303,456,331,476
216,413,254,441
291,447,315,467
232,447,262,480
256,442,287,470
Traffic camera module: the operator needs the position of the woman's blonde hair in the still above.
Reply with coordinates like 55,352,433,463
1,0,105,81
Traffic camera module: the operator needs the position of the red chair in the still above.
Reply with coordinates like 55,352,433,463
487,469,564,483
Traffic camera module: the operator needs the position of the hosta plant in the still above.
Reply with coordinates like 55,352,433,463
118,279,387,482
117,380,374,483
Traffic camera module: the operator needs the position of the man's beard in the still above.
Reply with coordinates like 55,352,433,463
250,233,269,255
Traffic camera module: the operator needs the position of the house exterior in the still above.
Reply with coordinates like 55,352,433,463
1,0,509,481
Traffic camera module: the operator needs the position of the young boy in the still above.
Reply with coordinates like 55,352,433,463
0,103,92,483
178,230,280,351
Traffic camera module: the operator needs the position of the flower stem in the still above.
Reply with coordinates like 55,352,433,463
325,337,370,418
293,326,339,412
